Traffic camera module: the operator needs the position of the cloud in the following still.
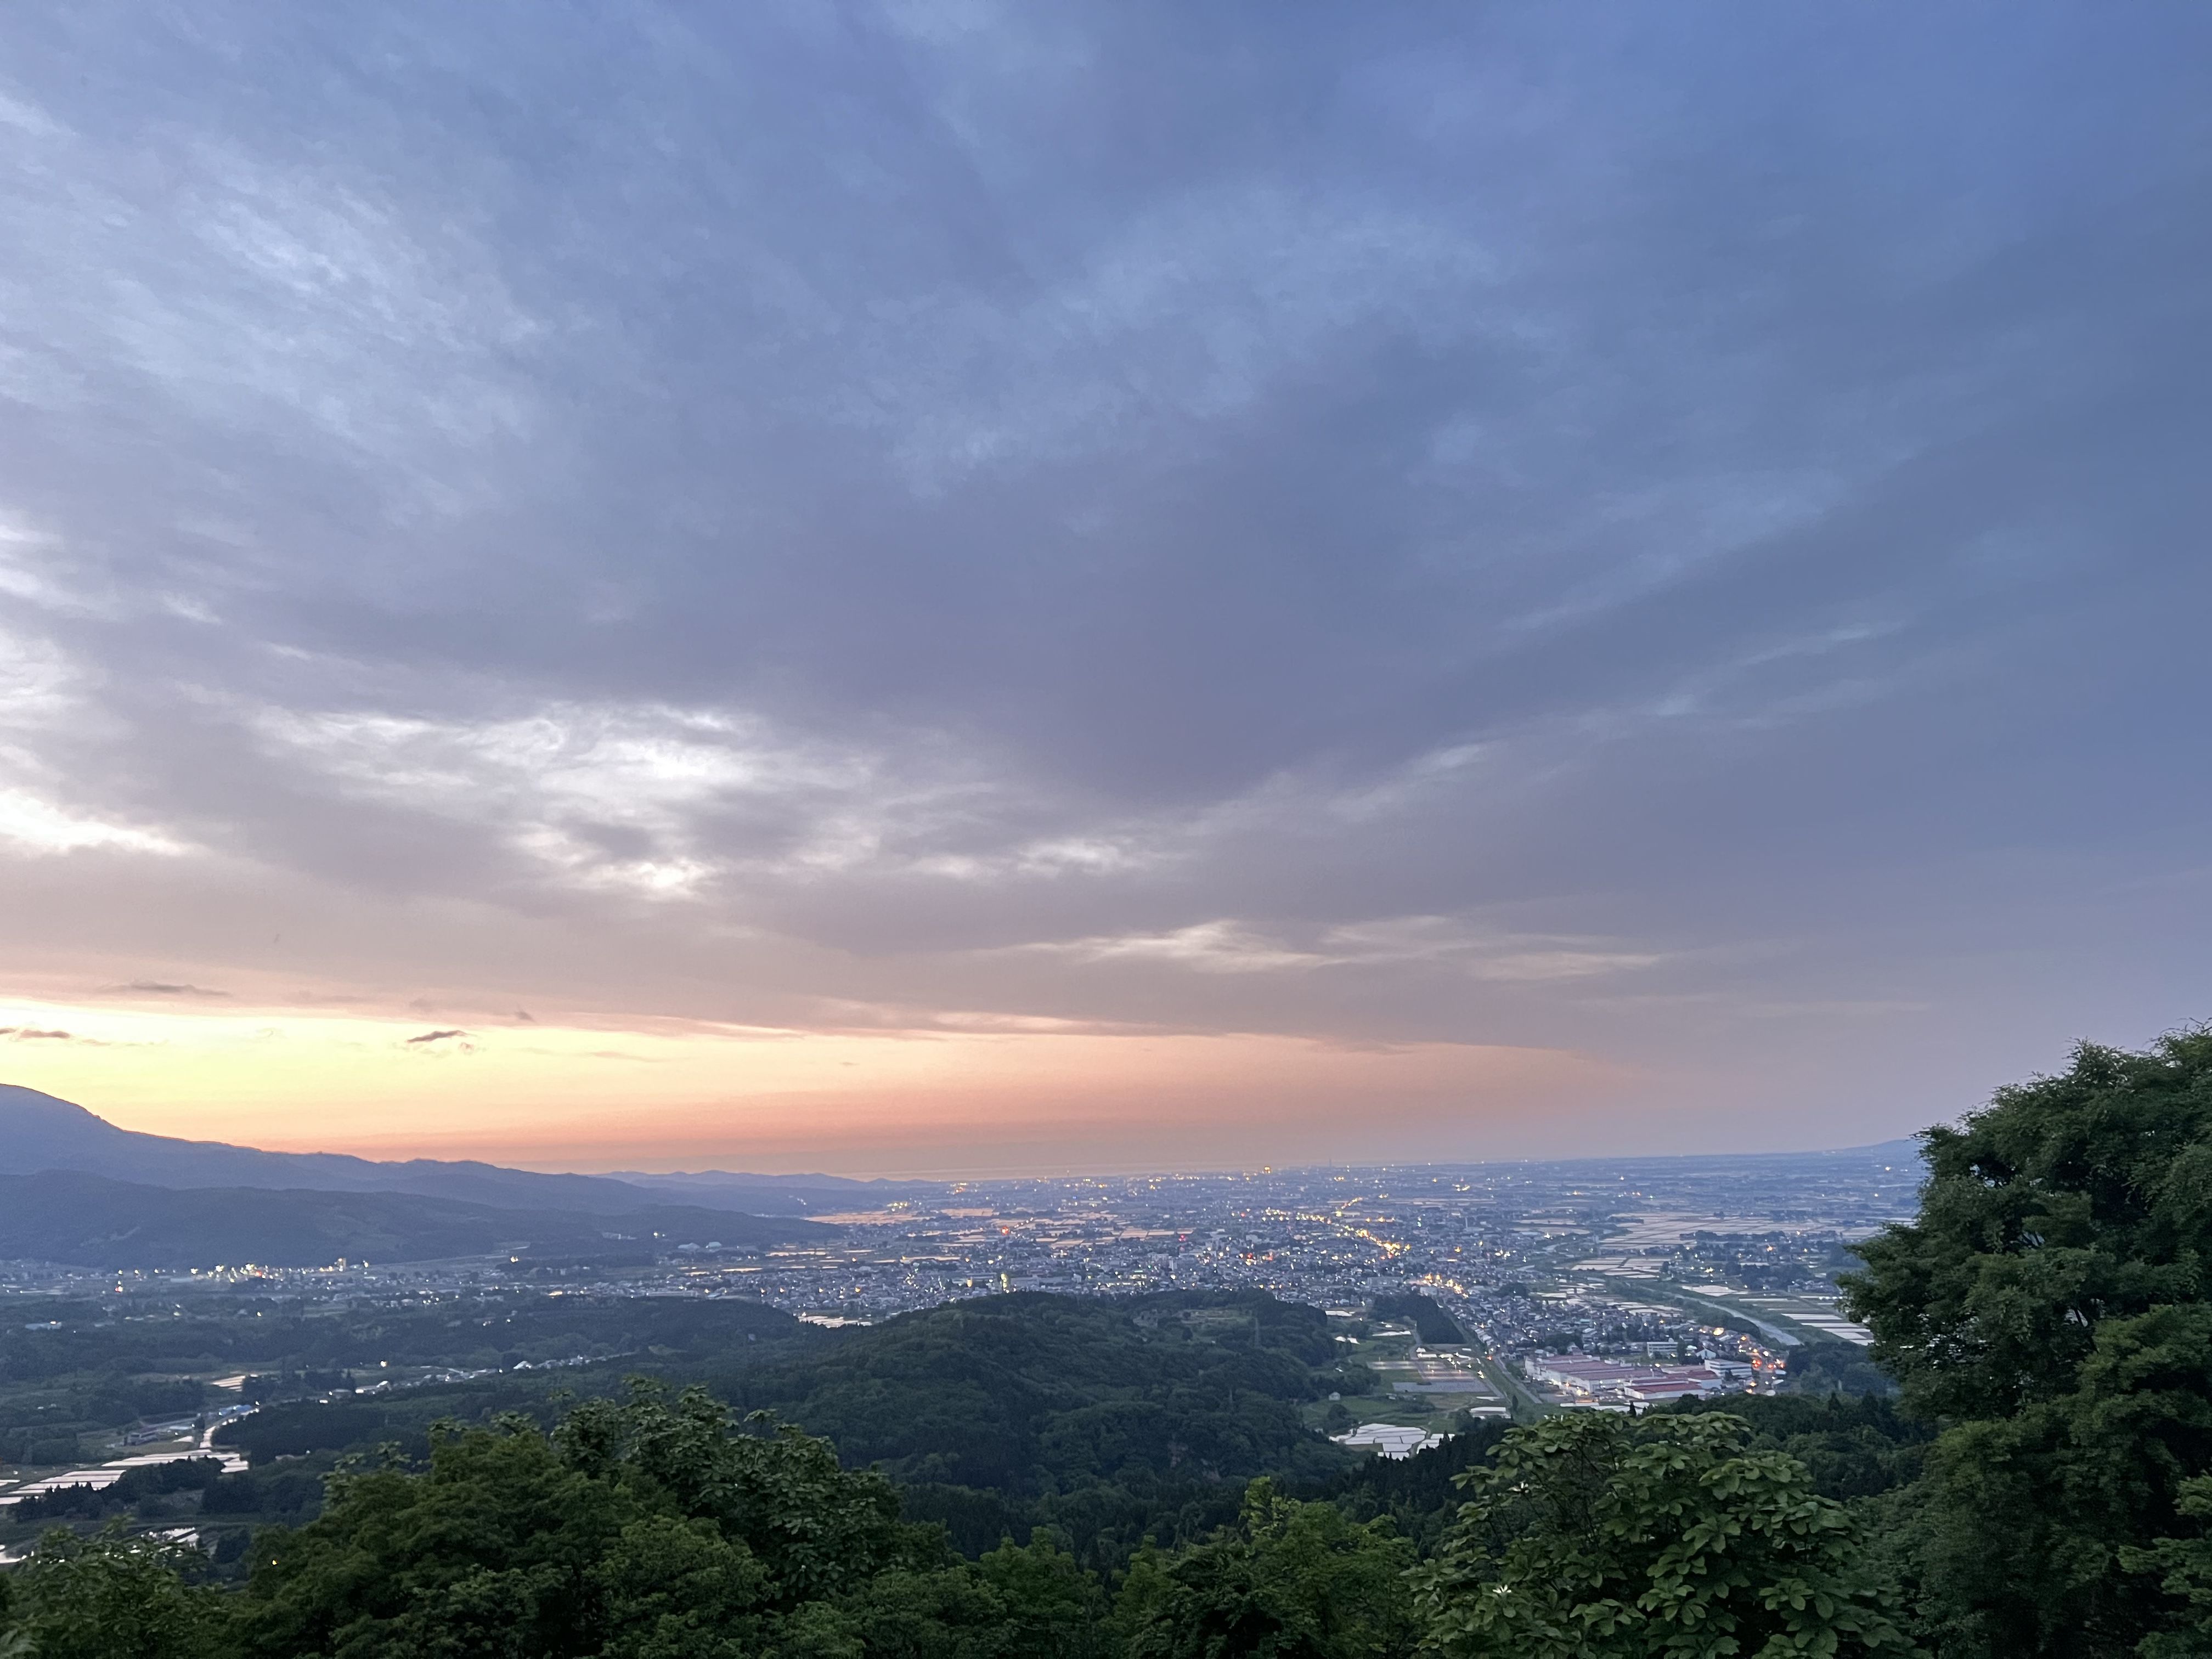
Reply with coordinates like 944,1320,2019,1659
103,980,230,998
1025,916,1665,983
404,1029,472,1047
241,698,940,897
0,790,187,857
1,1025,116,1045
0,5,2206,1159
1043,921,1323,975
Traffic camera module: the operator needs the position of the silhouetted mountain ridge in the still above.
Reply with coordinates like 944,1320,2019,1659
0,1085,854,1214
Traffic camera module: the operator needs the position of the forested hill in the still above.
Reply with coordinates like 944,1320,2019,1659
0,1085,877,1218
716,1291,1345,1492
191,1290,1364,1565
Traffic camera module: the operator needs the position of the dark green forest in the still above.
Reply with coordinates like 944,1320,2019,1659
11,1030,2212,1656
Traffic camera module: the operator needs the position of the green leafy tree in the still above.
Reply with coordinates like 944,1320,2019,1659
2,1525,224,1659
1116,1479,1417,1659
230,1382,917,1659
1844,1029,2212,1657
554,1383,910,1610
2127,1473,2212,1659
975,1536,1110,1659
709,1528,1105,1659
778,1564,1020,1659
1414,1413,1911,1659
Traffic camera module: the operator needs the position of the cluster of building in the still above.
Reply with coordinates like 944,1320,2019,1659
1523,1352,1758,1408
2,1154,1906,1432
1331,1421,1447,1458
631,1159,1904,1339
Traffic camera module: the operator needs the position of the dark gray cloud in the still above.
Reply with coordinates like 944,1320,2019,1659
1,2,2208,1138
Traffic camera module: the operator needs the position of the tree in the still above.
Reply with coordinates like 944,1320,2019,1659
1,1526,224,1659
776,1562,1015,1659
553,1382,910,1609
975,1536,1111,1659
1414,1413,1912,1658
1844,1029,2212,1657
766,1532,1108,1659
229,1383,919,1659
1117,1479,1417,1659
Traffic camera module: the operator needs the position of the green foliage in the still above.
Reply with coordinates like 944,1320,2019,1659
1781,1342,1897,1399
0,1331,1932,1659
1323,1423,1512,1554
0,1381,1150,1659
2,1525,225,1659
5,1459,227,1527
18,1291,1355,1590
238,1372,348,1407
1844,1029,2212,1656
1847,1031,2212,1419
716,1294,1355,1568
180,1292,1350,1551
227,1384,919,1657
1116,1480,1417,1659
780,1563,1016,1659
0,1327,217,1460
721,1294,1341,1491
196,1465,330,1525
781,1538,1109,1659
2127,1474,2212,1659
1414,1413,1912,1659
977,1536,1113,1659
1368,1297,1464,1348
1657,1393,1932,1502
215,1402,398,1465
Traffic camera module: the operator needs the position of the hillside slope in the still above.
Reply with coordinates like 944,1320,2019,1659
197,1290,1360,1564
0,1085,773,1214
714,1290,1347,1491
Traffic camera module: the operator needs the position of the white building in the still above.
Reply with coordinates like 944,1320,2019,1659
1333,1423,1445,1459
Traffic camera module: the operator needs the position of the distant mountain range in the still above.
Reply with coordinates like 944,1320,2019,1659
0,1085,934,1216
0,1086,881,1268
0,1082,1924,1269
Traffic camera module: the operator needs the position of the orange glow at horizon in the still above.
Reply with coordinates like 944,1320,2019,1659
0,994,1636,1177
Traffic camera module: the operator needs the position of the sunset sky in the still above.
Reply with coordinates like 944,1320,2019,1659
2,5,2209,1175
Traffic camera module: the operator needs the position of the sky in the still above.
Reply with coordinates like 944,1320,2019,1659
1,3,2209,1176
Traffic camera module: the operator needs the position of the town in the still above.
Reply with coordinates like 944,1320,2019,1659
0,1142,1914,1477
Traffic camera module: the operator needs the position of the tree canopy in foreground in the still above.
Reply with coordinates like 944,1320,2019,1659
1414,1411,1911,1658
1847,1026,2212,1657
